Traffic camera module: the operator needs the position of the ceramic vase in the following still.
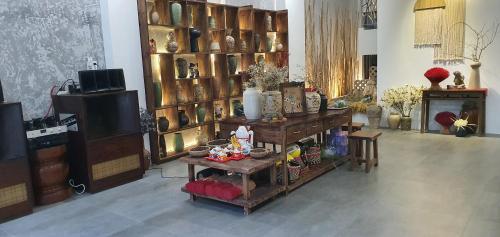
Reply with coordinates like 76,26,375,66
266,15,272,31
153,81,162,107
158,117,169,132
468,62,481,89
225,29,235,52
240,40,247,52
189,28,201,52
319,93,328,112
243,87,262,120
366,105,382,129
257,55,265,64
178,110,190,127
159,135,167,157
400,116,412,131
388,113,401,129
196,106,206,123
173,133,184,152
305,91,321,114
170,2,182,26
276,42,283,51
166,32,178,53
194,84,204,101
176,58,188,78
266,38,273,52
208,16,216,29
210,40,221,53
233,100,244,117
228,79,235,96
146,1,155,24
227,55,237,75
455,128,468,137
262,91,283,120
151,10,160,24
254,34,261,52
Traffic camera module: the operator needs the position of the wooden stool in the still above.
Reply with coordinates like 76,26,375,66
342,122,364,132
342,122,365,157
348,130,382,173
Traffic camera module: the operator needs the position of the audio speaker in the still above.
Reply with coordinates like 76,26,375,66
0,79,4,102
78,69,126,94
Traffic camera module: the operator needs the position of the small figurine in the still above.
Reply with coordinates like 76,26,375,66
231,126,254,155
149,39,157,54
215,107,223,120
453,71,465,86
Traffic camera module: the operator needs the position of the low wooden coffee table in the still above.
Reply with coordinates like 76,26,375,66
180,154,285,215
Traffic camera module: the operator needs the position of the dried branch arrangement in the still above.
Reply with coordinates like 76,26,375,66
461,22,499,62
305,0,359,99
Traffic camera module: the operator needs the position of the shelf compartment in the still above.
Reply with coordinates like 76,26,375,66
159,124,214,160
207,4,225,29
276,10,288,33
149,26,189,54
238,6,254,31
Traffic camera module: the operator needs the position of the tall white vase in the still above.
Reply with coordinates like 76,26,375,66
468,62,481,89
243,87,262,120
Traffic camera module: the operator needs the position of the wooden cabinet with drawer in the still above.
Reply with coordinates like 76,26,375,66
306,120,323,136
286,124,306,144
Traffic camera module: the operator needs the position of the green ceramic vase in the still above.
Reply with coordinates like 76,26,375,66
196,106,206,123
170,2,182,26
153,81,162,107
174,133,184,153
266,38,273,52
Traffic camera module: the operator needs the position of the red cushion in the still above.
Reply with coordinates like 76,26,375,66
205,182,219,197
424,67,450,83
434,112,456,127
214,183,233,199
218,186,242,201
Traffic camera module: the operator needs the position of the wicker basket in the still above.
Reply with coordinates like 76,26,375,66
305,147,321,165
287,164,301,182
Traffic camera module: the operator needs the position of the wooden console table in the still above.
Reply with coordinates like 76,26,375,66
420,89,487,136
219,109,353,193
180,154,283,215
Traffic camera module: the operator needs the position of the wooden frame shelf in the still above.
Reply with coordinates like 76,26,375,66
138,0,288,163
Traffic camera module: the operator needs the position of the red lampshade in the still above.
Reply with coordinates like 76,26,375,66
425,67,450,90
435,111,456,134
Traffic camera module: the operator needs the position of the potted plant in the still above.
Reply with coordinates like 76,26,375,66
381,85,423,131
448,22,499,89
453,115,476,137
296,66,324,114
139,108,156,170
248,62,288,121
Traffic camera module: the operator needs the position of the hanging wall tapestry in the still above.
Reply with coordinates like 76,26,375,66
414,0,446,47
305,0,359,99
434,0,466,63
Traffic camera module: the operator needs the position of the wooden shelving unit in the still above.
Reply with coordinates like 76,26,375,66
137,0,289,163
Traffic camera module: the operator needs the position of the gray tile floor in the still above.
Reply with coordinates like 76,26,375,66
2,130,500,237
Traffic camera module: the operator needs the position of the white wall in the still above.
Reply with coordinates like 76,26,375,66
100,0,146,108
378,0,500,134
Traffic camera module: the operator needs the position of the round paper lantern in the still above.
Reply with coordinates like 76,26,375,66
425,67,450,90
434,111,456,134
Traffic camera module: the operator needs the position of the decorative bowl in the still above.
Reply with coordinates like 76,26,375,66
189,146,210,157
250,148,270,159
206,139,230,148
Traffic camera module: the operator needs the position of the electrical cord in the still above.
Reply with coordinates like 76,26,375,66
150,167,188,179
69,179,86,195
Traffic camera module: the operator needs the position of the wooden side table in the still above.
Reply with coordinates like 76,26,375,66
180,155,284,215
420,89,487,136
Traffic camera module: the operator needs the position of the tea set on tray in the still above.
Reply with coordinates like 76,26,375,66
189,126,270,162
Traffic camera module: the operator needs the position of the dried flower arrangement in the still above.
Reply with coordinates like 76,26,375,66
139,108,156,135
247,62,288,91
381,85,424,117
